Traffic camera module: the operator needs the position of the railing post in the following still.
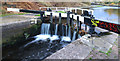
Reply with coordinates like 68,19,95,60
58,13,62,36
67,11,70,25
50,13,53,36
71,15,74,28
40,13,43,22
85,24,87,31
50,13,53,23
59,13,61,24
79,21,82,30
77,16,79,32
76,16,80,39
89,15,95,34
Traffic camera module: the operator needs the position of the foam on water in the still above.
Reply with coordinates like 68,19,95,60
24,34,60,47
55,24,58,35
24,34,51,47
34,34,51,41
49,35,59,43
61,36,71,42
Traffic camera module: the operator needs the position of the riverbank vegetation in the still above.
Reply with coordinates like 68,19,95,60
0,12,27,17
35,14,41,16
57,11,66,13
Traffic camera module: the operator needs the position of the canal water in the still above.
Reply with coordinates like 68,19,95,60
92,6,120,24
2,18,78,60
2,6,119,60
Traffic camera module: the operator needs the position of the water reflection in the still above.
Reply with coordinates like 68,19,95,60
104,9,119,16
92,6,120,23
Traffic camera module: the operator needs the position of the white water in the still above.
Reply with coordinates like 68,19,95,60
66,25,67,36
24,23,74,47
68,26,71,38
72,31,77,41
55,24,58,35
41,23,50,34
49,35,59,43
24,34,51,47
61,36,71,42
78,34,81,38
24,34,60,47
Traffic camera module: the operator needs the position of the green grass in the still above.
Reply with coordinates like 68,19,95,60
57,11,66,13
99,48,112,56
0,13,27,17
89,57,92,60
96,5,103,7
35,14,41,16
99,51,105,53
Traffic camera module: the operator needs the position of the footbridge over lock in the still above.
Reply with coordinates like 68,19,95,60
7,7,120,34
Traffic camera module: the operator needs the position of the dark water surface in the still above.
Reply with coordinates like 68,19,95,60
2,19,76,60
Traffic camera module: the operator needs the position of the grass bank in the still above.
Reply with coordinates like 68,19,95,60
0,13,27,17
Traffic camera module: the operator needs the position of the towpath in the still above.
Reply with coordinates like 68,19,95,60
0,13,39,26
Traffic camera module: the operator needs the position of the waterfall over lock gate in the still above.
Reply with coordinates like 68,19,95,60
55,24,58,35
41,23,50,34
24,23,79,47
72,31,77,41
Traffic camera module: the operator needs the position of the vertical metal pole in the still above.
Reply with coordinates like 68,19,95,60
76,16,79,39
77,16,79,32
71,15,74,28
67,11,70,25
89,15,95,34
59,13,61,24
79,21,82,30
40,13,43,22
58,13,62,36
50,13,53,23
50,13,53,36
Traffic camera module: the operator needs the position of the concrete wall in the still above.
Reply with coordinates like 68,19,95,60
1,19,36,43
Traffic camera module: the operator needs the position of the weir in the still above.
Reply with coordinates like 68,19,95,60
7,8,120,34
7,7,120,47
3,7,119,60
24,22,74,47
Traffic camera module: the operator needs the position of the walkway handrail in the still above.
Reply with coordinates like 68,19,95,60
7,8,120,34
39,7,93,15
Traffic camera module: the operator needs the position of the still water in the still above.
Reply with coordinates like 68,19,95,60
92,6,120,24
